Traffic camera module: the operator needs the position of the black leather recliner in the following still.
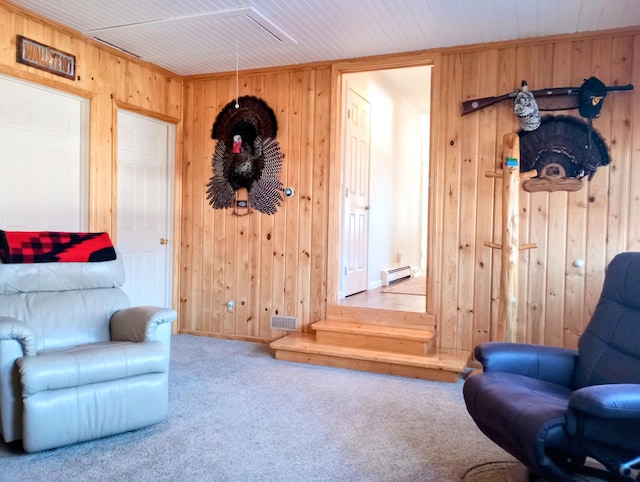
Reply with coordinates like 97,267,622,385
463,251,640,481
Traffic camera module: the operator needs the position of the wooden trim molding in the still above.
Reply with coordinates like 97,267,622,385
327,53,440,326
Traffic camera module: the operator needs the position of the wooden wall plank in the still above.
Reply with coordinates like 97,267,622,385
438,53,463,349
222,79,241,336
234,190,250,334
426,56,445,321
270,72,290,335
490,46,518,341
472,48,499,349
0,9,11,63
514,44,539,343
209,79,230,334
190,80,206,333
525,42,554,345
246,75,266,338
179,81,195,330
562,39,592,348
584,38,613,330
284,72,302,320
257,74,280,339
310,67,332,325
458,51,482,350
297,70,315,329
200,79,217,334
541,40,572,347
608,36,634,258
630,36,640,251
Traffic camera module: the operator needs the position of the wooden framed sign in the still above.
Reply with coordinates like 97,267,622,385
16,35,76,80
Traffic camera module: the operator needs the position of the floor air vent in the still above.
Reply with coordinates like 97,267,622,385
270,315,298,330
381,265,412,286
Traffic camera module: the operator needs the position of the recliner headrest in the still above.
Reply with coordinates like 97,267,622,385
0,252,125,295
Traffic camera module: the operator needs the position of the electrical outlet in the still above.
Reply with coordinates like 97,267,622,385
226,300,235,313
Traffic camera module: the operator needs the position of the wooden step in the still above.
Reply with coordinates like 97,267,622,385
312,320,435,356
269,332,471,383
326,305,435,328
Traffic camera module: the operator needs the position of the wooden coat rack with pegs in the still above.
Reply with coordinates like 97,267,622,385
484,133,536,342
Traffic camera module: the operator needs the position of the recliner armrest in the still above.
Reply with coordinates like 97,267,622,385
475,342,578,386
110,307,177,343
0,316,36,356
569,384,640,419
565,384,640,453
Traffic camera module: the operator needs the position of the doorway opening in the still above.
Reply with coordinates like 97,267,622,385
338,65,432,313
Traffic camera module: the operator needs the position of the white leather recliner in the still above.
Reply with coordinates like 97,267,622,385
0,254,176,452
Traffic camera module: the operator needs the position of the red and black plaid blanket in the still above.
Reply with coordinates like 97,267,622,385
0,230,116,263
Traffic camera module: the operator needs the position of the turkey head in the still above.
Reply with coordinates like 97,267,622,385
206,96,283,215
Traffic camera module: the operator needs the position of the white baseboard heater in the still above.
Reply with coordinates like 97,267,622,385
381,265,412,286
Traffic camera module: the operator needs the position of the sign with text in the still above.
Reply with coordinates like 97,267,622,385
16,35,76,80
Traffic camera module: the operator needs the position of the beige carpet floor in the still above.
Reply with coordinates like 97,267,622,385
1,334,513,482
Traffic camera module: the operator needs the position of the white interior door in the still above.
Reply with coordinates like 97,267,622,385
117,110,174,308
0,75,88,231
342,86,371,297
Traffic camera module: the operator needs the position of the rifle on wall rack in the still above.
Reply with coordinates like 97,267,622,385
462,83,633,116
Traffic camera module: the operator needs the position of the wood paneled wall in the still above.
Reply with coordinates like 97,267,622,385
0,2,183,235
180,68,332,341
182,29,640,349
431,29,640,351
4,0,640,352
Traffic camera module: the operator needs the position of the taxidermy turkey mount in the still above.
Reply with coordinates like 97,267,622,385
518,115,610,193
515,77,623,193
206,95,283,215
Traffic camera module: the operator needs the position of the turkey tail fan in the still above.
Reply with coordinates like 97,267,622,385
206,142,236,209
249,179,283,215
519,115,609,178
258,137,283,181
248,137,283,215
206,176,236,209
212,95,278,141
210,141,227,177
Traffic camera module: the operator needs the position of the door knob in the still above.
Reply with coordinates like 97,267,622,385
160,238,168,245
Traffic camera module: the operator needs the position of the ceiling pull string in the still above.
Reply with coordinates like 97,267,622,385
235,34,240,109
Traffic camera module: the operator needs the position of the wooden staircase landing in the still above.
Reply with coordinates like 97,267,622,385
270,320,471,383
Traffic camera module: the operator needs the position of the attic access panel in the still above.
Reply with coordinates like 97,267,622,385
86,7,296,63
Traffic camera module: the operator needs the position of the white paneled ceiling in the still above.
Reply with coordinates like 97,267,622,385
8,0,640,76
